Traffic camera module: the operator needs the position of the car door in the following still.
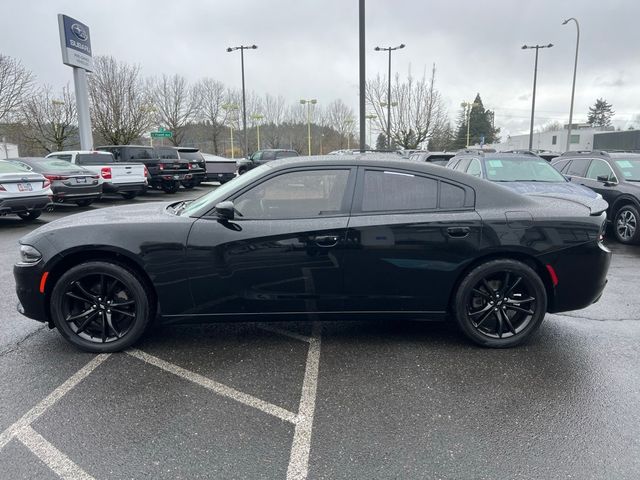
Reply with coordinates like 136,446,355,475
342,166,482,314
185,167,355,317
581,158,622,207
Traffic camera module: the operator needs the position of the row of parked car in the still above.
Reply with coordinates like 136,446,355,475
0,145,238,221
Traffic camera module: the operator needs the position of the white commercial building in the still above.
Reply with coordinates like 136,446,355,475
488,124,612,153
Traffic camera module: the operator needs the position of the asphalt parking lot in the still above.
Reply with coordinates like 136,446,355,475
0,186,639,480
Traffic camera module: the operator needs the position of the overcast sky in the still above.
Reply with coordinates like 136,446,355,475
2,0,639,137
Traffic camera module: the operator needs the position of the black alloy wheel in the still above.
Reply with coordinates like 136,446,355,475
614,205,640,244
161,181,180,194
453,259,547,348
50,261,151,352
17,210,41,221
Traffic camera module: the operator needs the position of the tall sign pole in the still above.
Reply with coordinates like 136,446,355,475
57,14,94,150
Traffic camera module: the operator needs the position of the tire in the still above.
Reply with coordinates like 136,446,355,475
50,261,151,353
75,199,94,207
452,259,547,348
613,204,640,244
237,167,248,175
121,192,137,200
181,179,195,189
161,181,180,194
17,210,41,221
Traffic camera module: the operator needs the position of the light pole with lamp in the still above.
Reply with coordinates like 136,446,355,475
226,44,257,157
222,103,239,159
460,100,480,148
365,114,377,148
562,18,580,152
522,43,554,150
345,118,354,149
300,99,317,156
374,44,405,148
250,113,264,150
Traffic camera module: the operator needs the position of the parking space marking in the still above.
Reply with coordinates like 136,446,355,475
127,348,299,424
15,426,95,480
286,322,321,480
0,354,110,450
258,325,314,344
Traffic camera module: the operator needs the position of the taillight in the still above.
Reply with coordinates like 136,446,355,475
158,163,164,171
101,167,112,179
187,163,192,170
144,166,149,177
42,178,51,189
45,175,65,181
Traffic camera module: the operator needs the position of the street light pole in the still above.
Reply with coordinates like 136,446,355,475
251,113,264,150
227,44,257,158
563,18,580,152
222,103,239,159
300,99,317,156
522,43,554,151
365,114,377,148
374,44,405,149
460,101,479,148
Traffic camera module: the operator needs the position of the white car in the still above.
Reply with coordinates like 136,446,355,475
0,160,52,220
46,150,147,199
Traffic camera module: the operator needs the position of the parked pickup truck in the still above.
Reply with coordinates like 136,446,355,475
202,153,237,184
96,145,191,194
46,150,147,199
174,147,206,187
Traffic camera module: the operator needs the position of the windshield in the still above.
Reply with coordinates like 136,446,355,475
179,164,270,216
614,159,640,181
484,157,566,182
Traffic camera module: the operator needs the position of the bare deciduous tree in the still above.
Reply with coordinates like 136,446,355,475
196,78,226,154
21,85,77,153
0,54,34,123
325,99,355,148
261,94,286,148
151,74,200,146
88,56,152,145
366,64,447,149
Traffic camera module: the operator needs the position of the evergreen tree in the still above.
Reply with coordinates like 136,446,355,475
375,132,387,150
587,98,615,128
429,121,456,151
453,93,500,149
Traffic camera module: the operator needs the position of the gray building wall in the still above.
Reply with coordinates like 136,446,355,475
593,130,640,151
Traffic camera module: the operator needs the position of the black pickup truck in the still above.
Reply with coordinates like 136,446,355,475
96,145,192,194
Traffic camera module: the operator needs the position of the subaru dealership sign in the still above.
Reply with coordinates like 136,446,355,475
57,14,93,71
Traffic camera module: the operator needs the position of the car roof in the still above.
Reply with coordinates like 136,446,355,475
455,152,544,161
48,150,112,155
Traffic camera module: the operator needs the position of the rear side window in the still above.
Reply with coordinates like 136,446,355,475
362,170,438,212
77,153,114,165
440,182,466,209
566,158,590,177
454,158,471,172
466,159,482,177
551,159,570,173
261,151,275,161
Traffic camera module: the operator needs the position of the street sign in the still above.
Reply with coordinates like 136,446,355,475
57,14,93,72
151,131,173,138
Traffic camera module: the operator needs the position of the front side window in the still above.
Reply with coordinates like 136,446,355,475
251,151,263,161
466,159,482,177
586,159,616,182
234,169,350,219
362,170,437,212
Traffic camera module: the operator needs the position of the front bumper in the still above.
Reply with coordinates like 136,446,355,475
14,262,49,323
0,195,52,215
543,240,612,313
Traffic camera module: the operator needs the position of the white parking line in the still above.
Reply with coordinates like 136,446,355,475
286,322,322,480
16,426,94,480
258,324,313,344
127,349,299,424
0,354,110,450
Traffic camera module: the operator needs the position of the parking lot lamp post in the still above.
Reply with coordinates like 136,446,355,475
227,45,257,157
522,43,554,150
562,18,580,152
460,101,480,147
222,103,239,159
300,99,317,156
345,118,354,149
374,44,405,148
365,114,377,148
250,113,264,150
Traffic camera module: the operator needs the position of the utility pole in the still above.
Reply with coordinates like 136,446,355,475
563,18,580,152
300,99,317,156
227,44,257,157
374,44,405,149
522,43,554,150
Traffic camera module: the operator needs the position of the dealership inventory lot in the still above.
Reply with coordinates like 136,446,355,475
0,190,639,479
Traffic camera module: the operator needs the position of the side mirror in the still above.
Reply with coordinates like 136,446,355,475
215,201,235,220
596,175,609,183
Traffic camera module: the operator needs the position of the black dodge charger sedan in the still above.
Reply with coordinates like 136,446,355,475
14,155,611,352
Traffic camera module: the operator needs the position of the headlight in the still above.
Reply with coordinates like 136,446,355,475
19,245,42,264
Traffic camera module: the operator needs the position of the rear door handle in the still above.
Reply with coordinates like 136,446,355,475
447,227,470,238
312,235,340,247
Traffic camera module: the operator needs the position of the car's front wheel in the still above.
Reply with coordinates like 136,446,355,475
17,210,41,221
453,259,547,348
50,261,151,353
613,204,640,244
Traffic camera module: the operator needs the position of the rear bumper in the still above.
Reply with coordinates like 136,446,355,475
52,186,102,202
14,262,48,323
102,182,147,193
542,240,612,313
208,172,236,183
150,173,192,184
0,195,52,215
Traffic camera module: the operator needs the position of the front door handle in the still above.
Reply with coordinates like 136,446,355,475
312,235,340,247
447,226,470,238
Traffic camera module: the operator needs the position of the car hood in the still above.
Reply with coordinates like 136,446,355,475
498,181,599,199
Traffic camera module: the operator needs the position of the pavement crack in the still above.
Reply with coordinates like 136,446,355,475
553,312,639,322
0,325,47,357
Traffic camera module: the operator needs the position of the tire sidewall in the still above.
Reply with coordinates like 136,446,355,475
453,259,547,348
613,205,640,244
50,261,150,353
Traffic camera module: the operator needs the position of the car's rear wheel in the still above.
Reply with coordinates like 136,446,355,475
181,179,195,189
50,261,151,353
17,210,41,221
161,181,180,194
453,259,547,348
613,205,640,244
